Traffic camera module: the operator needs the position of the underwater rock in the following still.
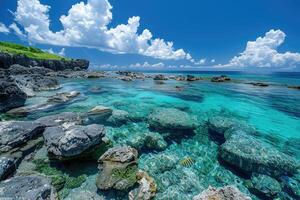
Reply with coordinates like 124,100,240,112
43,124,106,160
0,121,45,153
36,112,83,127
0,79,27,112
0,175,54,200
96,145,138,191
12,74,60,97
247,173,281,199
65,190,104,200
193,186,251,200
220,134,299,176
148,108,196,133
84,105,113,124
129,170,157,200
279,175,300,199
0,156,15,180
153,74,168,81
211,75,231,82
107,109,130,126
47,91,80,103
129,131,168,151
245,82,269,87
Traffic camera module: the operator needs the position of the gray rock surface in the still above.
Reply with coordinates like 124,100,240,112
0,52,89,71
96,145,138,191
248,174,281,198
43,124,106,160
193,186,251,200
0,121,45,153
0,175,54,200
148,108,196,132
107,109,130,126
220,134,299,176
0,156,15,180
36,112,83,127
0,79,27,112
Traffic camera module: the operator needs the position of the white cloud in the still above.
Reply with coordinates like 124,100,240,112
224,29,300,68
0,23,10,34
8,0,191,61
193,58,206,65
43,48,66,56
211,59,215,63
58,48,65,56
131,62,165,68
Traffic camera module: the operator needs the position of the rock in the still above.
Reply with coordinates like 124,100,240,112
248,174,281,198
220,134,299,176
47,91,80,103
246,82,269,87
65,190,104,200
0,175,54,200
129,170,157,200
128,132,167,151
119,76,133,82
116,71,146,80
279,175,300,199
9,64,54,76
0,156,15,180
187,75,200,81
153,74,168,81
175,75,186,81
13,74,60,97
0,52,89,71
107,110,130,126
211,75,231,82
85,106,113,124
0,121,45,153
287,85,300,90
96,146,138,191
193,186,251,200
148,108,196,132
36,112,83,127
43,124,106,160
0,80,27,112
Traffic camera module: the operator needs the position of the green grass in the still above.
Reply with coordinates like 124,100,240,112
0,41,68,60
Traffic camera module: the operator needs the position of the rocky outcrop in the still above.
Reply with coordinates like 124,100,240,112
36,112,83,127
193,186,251,200
0,156,15,180
96,146,138,191
148,108,196,133
43,124,106,160
220,134,299,176
153,74,168,81
0,52,89,71
0,79,27,112
84,106,113,124
107,109,130,126
211,75,231,82
0,121,45,153
0,175,54,200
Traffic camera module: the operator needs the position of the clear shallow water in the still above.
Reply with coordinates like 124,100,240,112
10,72,300,199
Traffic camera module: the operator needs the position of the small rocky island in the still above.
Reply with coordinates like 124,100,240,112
0,42,299,200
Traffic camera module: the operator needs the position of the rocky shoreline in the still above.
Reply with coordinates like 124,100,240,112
0,58,300,200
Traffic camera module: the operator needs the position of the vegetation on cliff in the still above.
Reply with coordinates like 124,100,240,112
0,41,67,60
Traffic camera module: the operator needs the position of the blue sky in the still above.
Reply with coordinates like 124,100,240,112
0,0,300,71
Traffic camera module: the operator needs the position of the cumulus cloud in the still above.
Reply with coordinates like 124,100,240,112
224,29,300,68
8,0,191,60
193,58,206,65
131,62,165,68
0,23,10,34
44,48,66,56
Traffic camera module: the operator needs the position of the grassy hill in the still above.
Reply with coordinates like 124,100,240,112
0,41,67,60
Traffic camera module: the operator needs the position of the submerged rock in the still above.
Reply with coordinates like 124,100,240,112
0,156,15,180
43,124,106,160
47,91,80,103
220,134,299,176
0,80,27,112
148,108,196,132
247,173,281,198
85,105,113,124
211,75,231,82
36,112,83,127
153,74,168,81
193,186,251,200
0,121,45,153
107,109,130,126
279,175,300,199
128,131,168,151
96,145,138,191
129,170,157,200
0,175,54,200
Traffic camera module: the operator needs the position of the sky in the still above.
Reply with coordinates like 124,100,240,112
0,0,300,71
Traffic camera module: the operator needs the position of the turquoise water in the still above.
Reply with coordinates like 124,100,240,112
15,72,300,199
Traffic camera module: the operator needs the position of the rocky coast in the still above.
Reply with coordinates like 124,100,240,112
0,51,300,200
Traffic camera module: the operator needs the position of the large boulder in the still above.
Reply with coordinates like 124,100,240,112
36,112,83,127
0,80,27,112
84,105,113,124
193,186,251,200
0,156,15,180
0,121,45,153
96,146,138,191
0,175,54,200
43,124,106,160
148,108,196,132
107,109,130,126
220,134,299,176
